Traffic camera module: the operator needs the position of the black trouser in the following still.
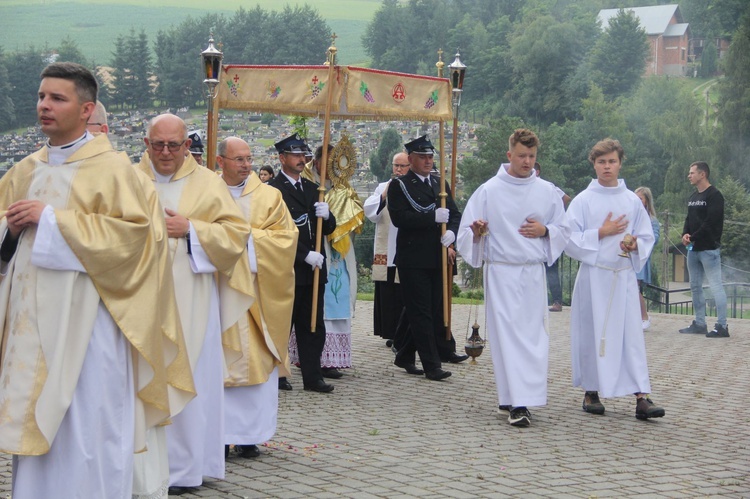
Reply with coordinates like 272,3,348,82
291,283,327,385
395,266,455,372
373,267,404,339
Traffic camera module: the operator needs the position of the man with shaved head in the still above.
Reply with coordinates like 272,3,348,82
137,114,252,495
217,137,298,460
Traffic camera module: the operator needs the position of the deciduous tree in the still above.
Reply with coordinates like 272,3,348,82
717,11,750,187
368,128,402,182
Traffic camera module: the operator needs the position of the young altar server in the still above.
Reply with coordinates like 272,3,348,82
456,128,570,427
564,138,665,421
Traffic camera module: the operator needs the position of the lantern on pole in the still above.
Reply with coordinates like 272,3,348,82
200,31,223,170
201,32,223,99
447,50,466,111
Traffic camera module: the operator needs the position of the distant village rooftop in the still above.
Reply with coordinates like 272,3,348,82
598,3,691,77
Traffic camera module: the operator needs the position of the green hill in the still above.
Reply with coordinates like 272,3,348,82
0,0,380,65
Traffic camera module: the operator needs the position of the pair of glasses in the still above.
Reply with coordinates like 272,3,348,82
87,122,103,126
221,156,253,164
149,140,185,152
392,163,409,168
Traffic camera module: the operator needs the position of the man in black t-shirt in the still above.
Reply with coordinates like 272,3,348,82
678,161,728,338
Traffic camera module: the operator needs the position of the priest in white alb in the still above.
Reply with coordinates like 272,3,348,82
137,114,252,495
217,137,298,459
456,129,570,428
564,138,665,421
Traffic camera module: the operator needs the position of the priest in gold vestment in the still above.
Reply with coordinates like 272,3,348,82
217,137,298,459
137,114,252,495
0,63,193,498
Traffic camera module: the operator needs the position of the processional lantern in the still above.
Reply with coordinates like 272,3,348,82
201,31,223,99
201,31,223,170
447,50,466,110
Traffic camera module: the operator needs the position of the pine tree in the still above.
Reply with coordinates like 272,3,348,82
587,9,650,99
129,30,153,109
0,49,16,130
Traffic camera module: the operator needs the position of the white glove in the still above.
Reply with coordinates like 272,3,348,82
314,202,330,220
304,251,325,269
435,207,450,224
441,230,456,247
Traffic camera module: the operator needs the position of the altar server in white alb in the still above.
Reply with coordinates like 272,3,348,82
565,138,665,421
456,129,570,428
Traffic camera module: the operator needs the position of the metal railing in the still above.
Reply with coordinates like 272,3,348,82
642,281,750,319
554,253,750,320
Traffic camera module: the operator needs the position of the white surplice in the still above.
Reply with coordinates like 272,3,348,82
364,181,398,270
456,165,570,408
565,179,655,398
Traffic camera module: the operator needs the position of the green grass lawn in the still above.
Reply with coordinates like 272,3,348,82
1,0,377,65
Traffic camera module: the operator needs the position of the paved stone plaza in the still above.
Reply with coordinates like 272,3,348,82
1,302,747,497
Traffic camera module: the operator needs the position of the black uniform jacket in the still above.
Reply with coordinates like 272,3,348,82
269,173,337,286
387,169,461,269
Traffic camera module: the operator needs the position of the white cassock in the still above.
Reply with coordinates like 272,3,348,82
224,368,278,445
11,197,135,498
565,179,655,398
456,165,570,408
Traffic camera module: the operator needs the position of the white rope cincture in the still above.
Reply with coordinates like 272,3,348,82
593,263,628,357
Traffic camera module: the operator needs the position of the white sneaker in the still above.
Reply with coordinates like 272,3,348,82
642,319,651,330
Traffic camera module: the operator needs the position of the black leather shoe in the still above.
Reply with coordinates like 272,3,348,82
443,352,469,364
394,359,424,375
278,378,293,391
425,368,452,380
321,367,343,379
303,380,334,393
168,486,198,496
237,444,261,458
